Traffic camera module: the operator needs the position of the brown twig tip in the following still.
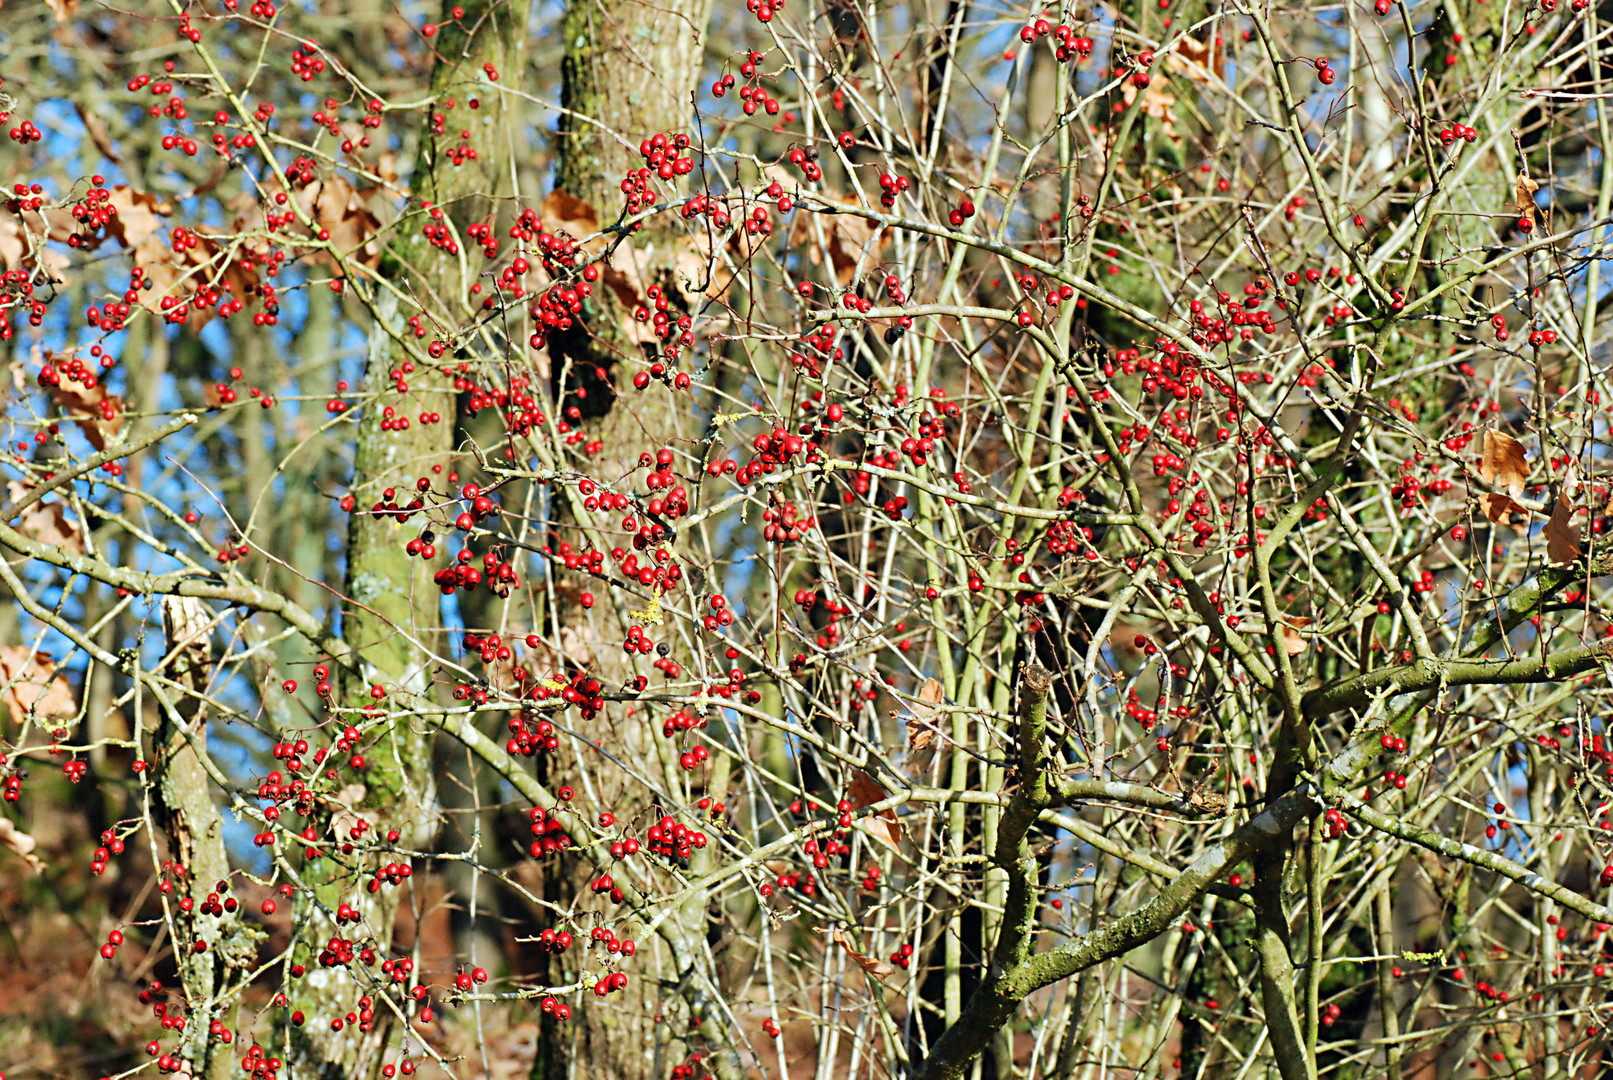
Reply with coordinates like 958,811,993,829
1020,662,1054,694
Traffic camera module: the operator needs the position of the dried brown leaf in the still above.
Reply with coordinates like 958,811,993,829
294,174,384,268
1277,616,1311,657
1121,81,1182,143
0,647,76,724
105,186,169,250
6,481,83,556
540,189,601,245
905,677,945,752
47,361,124,451
1546,493,1583,565
848,770,902,848
1478,431,1530,497
1516,174,1541,229
832,928,896,981
790,198,890,286
1167,34,1222,84
1478,492,1530,527
0,816,43,872
43,0,77,20
0,211,71,278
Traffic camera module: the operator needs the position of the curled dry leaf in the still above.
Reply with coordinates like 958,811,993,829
1516,174,1541,230
0,816,43,873
44,0,78,20
46,357,124,451
1121,80,1182,143
1167,34,1222,84
1277,616,1312,657
1478,492,1530,527
847,769,902,848
1545,493,1583,565
6,481,84,555
0,209,72,279
540,189,602,248
905,676,945,752
105,186,169,250
830,928,896,981
0,646,77,724
292,173,385,269
1478,431,1530,497
791,197,890,286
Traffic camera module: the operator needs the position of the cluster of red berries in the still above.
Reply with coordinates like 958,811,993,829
240,1044,283,1080
1019,18,1094,64
90,827,127,875
744,0,781,24
875,170,910,210
738,425,815,484
539,995,573,1021
590,924,637,956
451,966,490,992
1437,122,1478,146
537,926,575,952
742,202,775,238
376,959,417,993
632,283,694,348
760,868,816,898
639,131,694,181
100,927,126,960
762,495,813,543
1044,519,1090,558
534,222,583,281
889,941,916,968
1122,688,1162,730
646,814,709,860
508,713,559,757
364,859,412,894
786,144,823,183
529,807,573,857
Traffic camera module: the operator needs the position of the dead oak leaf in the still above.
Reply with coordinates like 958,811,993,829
1478,430,1530,497
105,186,169,251
0,816,43,873
848,769,902,848
44,0,78,19
1516,174,1541,231
0,210,72,278
791,197,890,286
827,928,896,982
1166,34,1222,84
6,481,83,555
1277,616,1311,657
905,677,945,753
47,361,124,451
1121,81,1183,143
0,647,76,725
1546,493,1583,565
1478,491,1530,527
540,189,602,249
293,174,384,269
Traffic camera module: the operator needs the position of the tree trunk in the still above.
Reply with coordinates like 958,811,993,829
152,597,261,1080
285,2,531,1077
528,3,723,1078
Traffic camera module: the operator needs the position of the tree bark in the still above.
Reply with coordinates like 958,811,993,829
286,2,531,1077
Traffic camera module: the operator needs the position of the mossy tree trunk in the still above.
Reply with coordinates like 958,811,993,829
286,2,531,1078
